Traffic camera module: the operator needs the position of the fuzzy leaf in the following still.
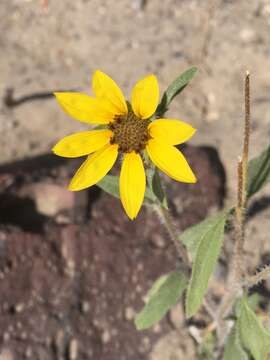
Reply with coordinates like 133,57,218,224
185,211,227,318
247,144,270,198
135,271,187,330
156,67,198,116
97,174,156,205
180,211,229,260
179,213,225,260
223,325,249,360
238,299,270,360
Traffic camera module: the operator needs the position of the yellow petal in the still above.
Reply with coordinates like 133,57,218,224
120,152,146,220
148,119,196,145
92,70,128,115
131,74,159,119
146,139,196,183
52,130,112,158
54,92,115,124
69,144,118,191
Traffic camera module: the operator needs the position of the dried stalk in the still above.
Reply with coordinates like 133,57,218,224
231,71,251,285
217,71,251,332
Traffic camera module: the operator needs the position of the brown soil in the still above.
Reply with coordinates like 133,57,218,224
0,145,225,359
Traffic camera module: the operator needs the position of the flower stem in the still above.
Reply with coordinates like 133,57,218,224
154,205,190,273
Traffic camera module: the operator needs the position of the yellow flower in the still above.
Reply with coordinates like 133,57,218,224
53,70,197,219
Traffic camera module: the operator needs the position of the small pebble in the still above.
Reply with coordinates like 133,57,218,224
125,306,135,321
81,301,90,314
69,338,79,360
101,330,111,344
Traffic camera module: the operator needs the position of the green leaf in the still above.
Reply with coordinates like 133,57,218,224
247,293,262,311
156,67,198,117
236,293,263,319
223,325,249,360
146,166,168,208
180,214,222,261
135,271,187,330
247,144,270,198
238,299,270,360
97,174,156,205
97,174,119,199
185,211,227,318
145,273,169,302
198,332,215,360
179,211,228,261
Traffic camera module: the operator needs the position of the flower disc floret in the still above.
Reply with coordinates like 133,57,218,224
109,111,150,153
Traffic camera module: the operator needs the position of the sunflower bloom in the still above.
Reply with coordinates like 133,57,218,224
53,70,197,219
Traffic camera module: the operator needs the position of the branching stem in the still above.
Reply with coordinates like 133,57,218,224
245,265,270,289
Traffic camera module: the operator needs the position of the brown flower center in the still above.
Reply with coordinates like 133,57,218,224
109,111,150,153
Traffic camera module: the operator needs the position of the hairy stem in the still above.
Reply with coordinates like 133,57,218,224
232,159,246,283
232,71,250,282
217,71,251,336
242,71,251,176
154,205,190,272
245,265,270,289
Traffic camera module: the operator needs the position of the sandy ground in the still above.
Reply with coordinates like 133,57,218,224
0,0,270,359
1,0,270,194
